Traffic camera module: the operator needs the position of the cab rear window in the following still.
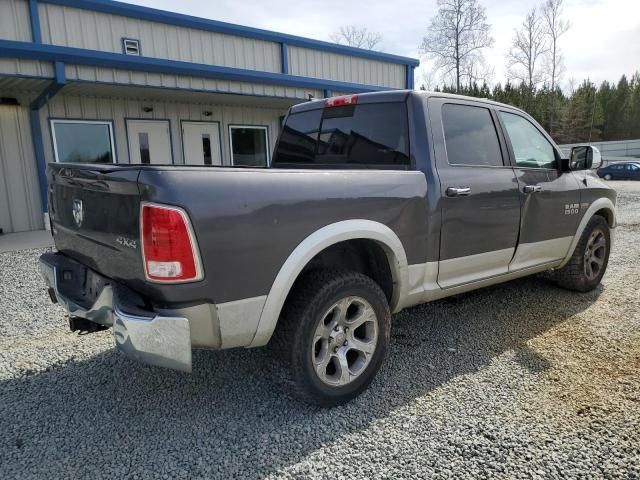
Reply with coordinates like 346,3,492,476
272,102,410,169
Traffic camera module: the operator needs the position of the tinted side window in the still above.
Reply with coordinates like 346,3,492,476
273,109,322,164
272,102,410,169
441,103,503,167
500,112,556,169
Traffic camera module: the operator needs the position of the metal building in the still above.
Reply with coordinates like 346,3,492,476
0,0,418,234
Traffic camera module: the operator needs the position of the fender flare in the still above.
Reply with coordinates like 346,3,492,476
248,219,409,347
557,197,616,269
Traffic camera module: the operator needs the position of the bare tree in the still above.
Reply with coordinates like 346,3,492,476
419,67,439,91
542,0,570,134
542,0,570,93
506,7,548,91
462,54,494,87
330,26,383,50
420,0,494,92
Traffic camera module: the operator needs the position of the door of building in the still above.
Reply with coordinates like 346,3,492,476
127,120,172,165
182,121,222,165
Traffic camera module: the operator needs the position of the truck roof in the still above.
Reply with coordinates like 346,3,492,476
290,89,526,116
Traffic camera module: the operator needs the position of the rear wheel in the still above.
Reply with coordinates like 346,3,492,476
274,270,390,407
552,215,610,292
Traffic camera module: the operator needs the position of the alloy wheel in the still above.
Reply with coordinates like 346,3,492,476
311,296,379,386
584,229,607,281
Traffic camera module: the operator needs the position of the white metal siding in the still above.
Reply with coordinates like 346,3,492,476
38,3,281,73
41,94,287,166
0,0,32,42
0,59,54,79
288,46,406,89
0,105,42,233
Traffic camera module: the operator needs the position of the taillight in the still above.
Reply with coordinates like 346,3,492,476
325,95,358,107
140,203,203,283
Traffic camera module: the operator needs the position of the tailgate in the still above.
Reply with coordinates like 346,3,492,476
48,164,144,283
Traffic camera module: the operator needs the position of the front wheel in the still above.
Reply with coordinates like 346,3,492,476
604,173,612,180
552,215,611,292
274,270,391,407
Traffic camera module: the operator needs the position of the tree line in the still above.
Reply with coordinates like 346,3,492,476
330,0,638,144
425,73,640,144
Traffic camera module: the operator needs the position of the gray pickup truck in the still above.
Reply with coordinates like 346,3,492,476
40,91,616,406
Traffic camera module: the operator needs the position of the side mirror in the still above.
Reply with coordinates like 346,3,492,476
567,145,602,170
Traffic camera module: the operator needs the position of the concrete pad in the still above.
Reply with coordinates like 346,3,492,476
0,230,54,253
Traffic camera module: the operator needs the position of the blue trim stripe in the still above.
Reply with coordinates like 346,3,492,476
39,0,419,67
280,43,289,74
30,61,66,110
28,0,42,43
30,61,67,212
0,40,393,93
406,65,415,90
54,60,66,83
30,109,49,212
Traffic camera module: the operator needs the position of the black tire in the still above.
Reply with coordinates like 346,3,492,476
273,269,391,407
604,173,612,180
552,215,610,292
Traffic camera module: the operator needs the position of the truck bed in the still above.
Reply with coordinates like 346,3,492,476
47,163,433,308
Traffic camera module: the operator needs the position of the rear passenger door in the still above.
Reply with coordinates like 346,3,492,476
497,110,582,270
429,98,521,288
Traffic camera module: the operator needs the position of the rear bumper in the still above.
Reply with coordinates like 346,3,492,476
39,252,192,372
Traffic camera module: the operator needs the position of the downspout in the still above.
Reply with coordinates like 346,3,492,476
28,0,42,44
405,65,415,90
30,61,66,225
28,0,68,227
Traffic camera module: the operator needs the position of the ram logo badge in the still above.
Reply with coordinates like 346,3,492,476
72,199,84,227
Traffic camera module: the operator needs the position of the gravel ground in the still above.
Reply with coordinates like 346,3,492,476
1,181,639,479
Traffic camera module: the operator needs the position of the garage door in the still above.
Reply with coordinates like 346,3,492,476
0,105,42,233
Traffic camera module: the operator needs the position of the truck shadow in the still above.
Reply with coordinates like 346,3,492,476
0,276,601,478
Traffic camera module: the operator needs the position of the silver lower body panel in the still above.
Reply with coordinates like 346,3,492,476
39,253,193,372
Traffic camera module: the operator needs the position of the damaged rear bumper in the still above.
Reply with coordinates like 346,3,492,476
39,252,192,372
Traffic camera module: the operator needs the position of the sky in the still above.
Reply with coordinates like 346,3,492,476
128,0,639,91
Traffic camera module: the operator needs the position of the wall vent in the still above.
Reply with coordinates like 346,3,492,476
122,38,140,56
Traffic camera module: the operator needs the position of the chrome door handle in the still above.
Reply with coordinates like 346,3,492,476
523,185,542,194
446,186,471,197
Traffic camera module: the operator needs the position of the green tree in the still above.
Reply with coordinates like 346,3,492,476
629,73,640,139
430,71,639,143
557,80,602,143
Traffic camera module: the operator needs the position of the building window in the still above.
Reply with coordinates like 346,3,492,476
229,126,269,167
50,120,116,164
122,38,140,56
138,132,151,164
201,134,213,165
